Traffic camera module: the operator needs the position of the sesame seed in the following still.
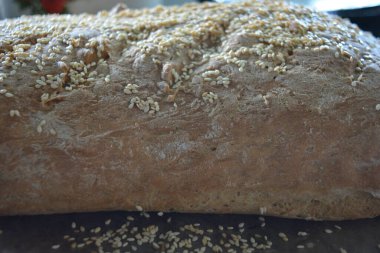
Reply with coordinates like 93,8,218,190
136,205,143,211
157,212,164,216
340,248,347,253
105,219,111,225
324,229,333,234
259,207,267,215
124,83,139,94
51,244,60,250
375,104,380,111
202,91,218,103
9,110,20,117
5,92,14,98
297,245,305,249
153,242,160,249
41,93,50,102
297,231,308,236
278,232,288,242
71,222,77,229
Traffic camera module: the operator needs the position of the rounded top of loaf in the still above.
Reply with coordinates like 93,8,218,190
0,0,379,115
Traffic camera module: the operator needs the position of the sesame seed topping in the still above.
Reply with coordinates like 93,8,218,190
259,207,267,215
36,120,46,134
41,93,50,103
124,84,139,94
324,229,333,234
376,104,380,111
0,0,373,117
202,92,218,103
5,92,14,98
9,110,20,117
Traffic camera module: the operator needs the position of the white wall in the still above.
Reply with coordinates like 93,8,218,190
67,0,122,14
68,0,195,12
0,0,196,19
0,0,31,19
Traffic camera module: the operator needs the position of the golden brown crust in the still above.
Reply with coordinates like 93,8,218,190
0,1,380,219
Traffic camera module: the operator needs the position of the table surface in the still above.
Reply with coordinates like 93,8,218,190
0,211,379,253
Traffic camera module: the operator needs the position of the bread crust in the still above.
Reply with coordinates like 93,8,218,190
0,1,379,219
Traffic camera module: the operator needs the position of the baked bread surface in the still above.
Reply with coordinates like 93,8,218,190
0,1,380,219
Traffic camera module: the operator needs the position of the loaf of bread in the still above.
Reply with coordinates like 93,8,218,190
0,0,379,220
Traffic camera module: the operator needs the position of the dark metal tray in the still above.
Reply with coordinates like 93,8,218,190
0,212,379,252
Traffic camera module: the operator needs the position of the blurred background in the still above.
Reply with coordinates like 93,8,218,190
0,0,380,35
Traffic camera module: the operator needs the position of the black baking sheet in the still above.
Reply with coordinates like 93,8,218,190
0,211,379,253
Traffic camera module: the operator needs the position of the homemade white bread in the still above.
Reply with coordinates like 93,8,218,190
0,1,379,220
